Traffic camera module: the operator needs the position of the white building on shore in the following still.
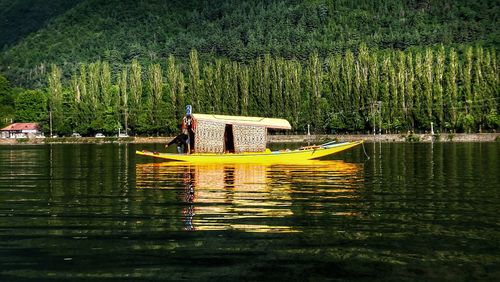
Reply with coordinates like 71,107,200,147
0,123,43,138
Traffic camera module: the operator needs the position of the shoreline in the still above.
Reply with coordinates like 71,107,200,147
0,133,498,145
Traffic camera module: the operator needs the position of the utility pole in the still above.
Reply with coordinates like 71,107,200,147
371,101,376,136
371,101,383,136
124,111,128,135
378,101,382,135
49,111,53,137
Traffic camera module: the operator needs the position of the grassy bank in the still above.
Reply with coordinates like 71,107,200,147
269,133,500,143
0,133,498,146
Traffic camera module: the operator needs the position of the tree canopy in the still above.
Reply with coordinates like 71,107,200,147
0,0,498,134
0,0,498,87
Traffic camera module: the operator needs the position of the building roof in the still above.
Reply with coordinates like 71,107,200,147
192,114,291,130
1,123,39,131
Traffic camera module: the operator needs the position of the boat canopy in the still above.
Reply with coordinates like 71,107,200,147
189,113,291,154
192,114,291,130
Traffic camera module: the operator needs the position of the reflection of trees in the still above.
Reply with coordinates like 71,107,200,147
136,161,362,233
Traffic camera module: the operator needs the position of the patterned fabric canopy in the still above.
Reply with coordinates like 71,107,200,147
192,114,289,153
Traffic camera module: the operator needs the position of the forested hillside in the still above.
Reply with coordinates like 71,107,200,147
1,0,498,86
0,0,83,48
0,0,498,134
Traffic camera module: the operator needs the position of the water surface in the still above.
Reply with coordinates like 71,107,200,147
0,142,498,281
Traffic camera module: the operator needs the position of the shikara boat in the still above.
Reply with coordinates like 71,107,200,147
137,140,363,164
136,112,363,164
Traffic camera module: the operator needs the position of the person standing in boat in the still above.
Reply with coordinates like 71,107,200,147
182,105,196,154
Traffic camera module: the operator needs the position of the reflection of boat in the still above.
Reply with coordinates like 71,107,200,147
136,112,363,163
136,161,361,232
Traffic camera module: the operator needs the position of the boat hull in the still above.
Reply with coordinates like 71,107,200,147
136,141,363,164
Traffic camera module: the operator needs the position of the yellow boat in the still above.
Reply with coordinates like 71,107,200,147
136,111,363,163
136,140,363,164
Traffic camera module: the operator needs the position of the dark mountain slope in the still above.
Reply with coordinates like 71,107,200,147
0,0,83,48
0,0,498,86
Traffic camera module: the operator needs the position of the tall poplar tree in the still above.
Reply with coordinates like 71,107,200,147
239,64,250,115
307,52,322,131
395,51,406,129
406,52,415,130
483,48,500,128
413,52,424,128
342,50,355,130
368,52,381,132
357,43,370,123
461,47,474,132
212,59,223,114
99,61,117,133
445,48,458,130
118,67,128,133
284,59,302,129
147,63,164,134
77,64,91,134
433,46,445,130
129,59,142,133
388,56,397,130
423,48,434,128
87,61,101,117
166,55,179,120
201,64,214,113
188,49,201,112
326,53,344,130
101,61,112,110
68,73,80,132
48,64,63,134
472,46,485,130
379,54,391,131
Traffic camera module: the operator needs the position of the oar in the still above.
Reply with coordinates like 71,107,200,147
319,140,337,147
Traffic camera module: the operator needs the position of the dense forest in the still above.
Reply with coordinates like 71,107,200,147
0,0,83,48
0,0,498,134
4,45,498,135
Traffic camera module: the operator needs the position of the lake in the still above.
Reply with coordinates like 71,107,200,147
0,142,498,281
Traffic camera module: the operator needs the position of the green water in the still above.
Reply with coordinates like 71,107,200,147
0,143,498,281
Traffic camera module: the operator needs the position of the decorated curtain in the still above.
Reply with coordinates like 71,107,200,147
194,120,226,153
232,125,266,153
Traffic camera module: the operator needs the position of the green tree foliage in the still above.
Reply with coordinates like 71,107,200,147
423,48,434,127
0,0,83,48
115,68,129,132
47,64,63,134
444,48,458,130
129,59,142,134
188,49,201,112
238,65,250,116
325,54,344,131
2,0,498,87
145,63,164,134
117,67,128,133
284,59,301,129
434,46,445,130
306,52,323,132
460,47,475,132
14,89,47,122
11,44,500,136
0,74,15,127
